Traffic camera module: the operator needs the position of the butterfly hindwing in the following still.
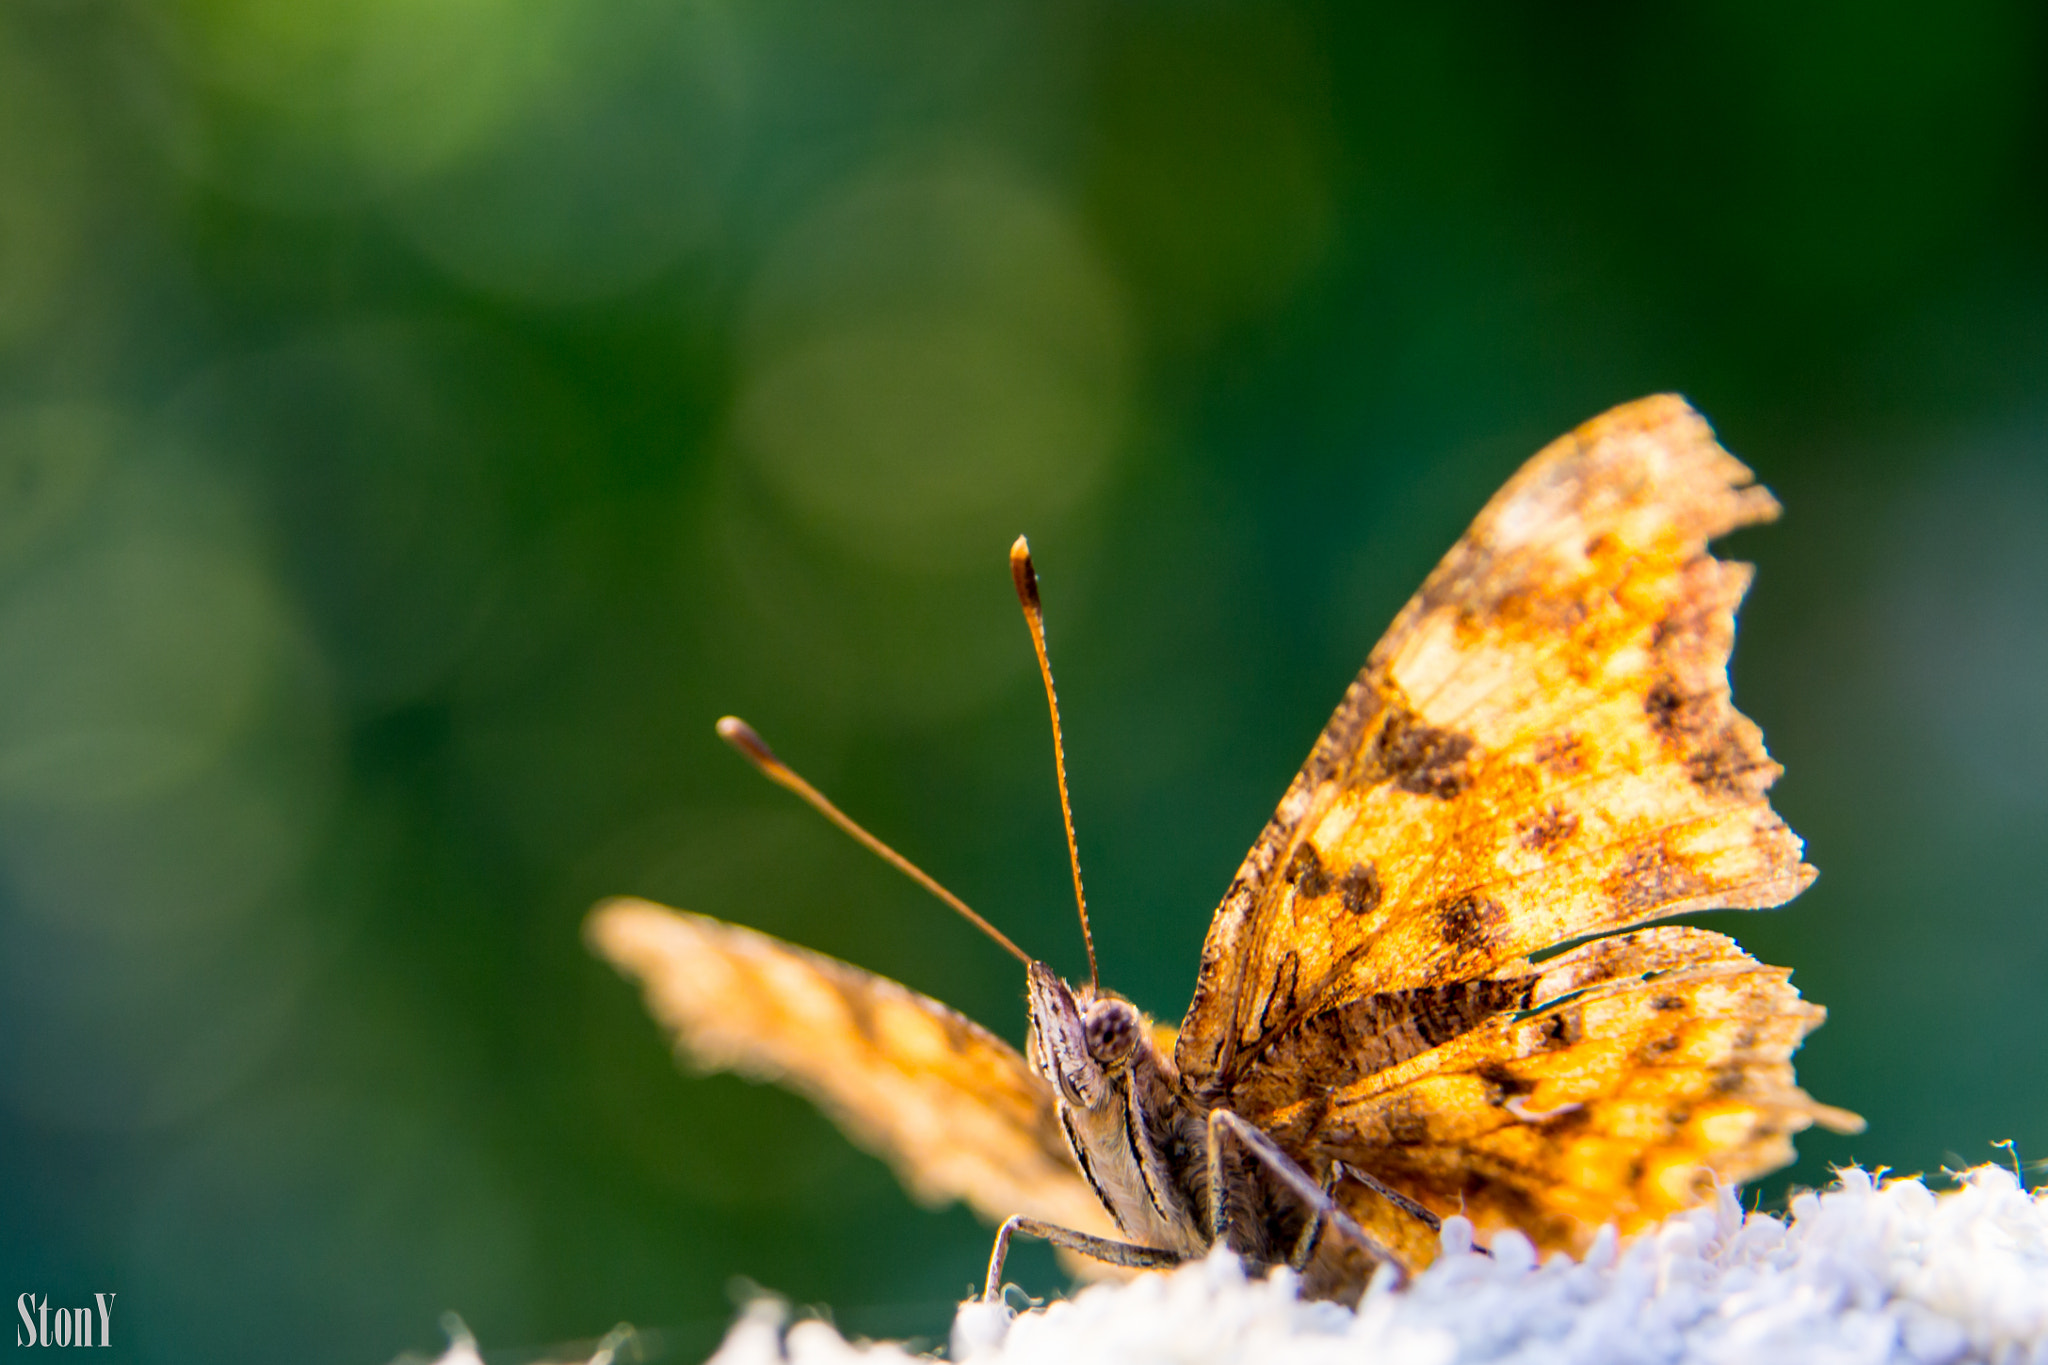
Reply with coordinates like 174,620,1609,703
587,897,1117,1242
1314,926,1860,1256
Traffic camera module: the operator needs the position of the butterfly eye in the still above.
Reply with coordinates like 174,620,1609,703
1082,999,1141,1069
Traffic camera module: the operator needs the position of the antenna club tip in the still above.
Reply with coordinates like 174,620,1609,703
1009,536,1040,609
716,715,775,766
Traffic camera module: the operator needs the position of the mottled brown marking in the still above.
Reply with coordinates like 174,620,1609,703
1684,731,1764,797
1365,704,1476,799
1603,843,1711,915
1516,803,1580,853
1338,863,1383,917
1286,842,1333,899
1531,733,1586,776
1652,995,1686,1012
1644,680,1760,798
1238,977,1536,1100
1644,679,1694,740
1434,892,1505,954
1484,583,1593,637
1540,1007,1583,1049
1640,1034,1682,1060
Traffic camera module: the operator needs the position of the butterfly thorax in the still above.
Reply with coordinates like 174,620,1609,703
1028,961,1395,1297
1024,962,1212,1258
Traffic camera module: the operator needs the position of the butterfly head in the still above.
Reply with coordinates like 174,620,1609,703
1025,959,1145,1110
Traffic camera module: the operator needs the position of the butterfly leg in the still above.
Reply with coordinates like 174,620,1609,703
1204,1108,1406,1285
1333,1160,1441,1232
981,1215,1181,1301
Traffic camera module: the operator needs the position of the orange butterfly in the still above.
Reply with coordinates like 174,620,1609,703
588,394,1861,1303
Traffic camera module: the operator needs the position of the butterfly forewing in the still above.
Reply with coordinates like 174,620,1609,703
588,898,1115,1240
1173,395,1853,1256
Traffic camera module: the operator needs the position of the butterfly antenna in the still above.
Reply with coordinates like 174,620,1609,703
1010,536,1100,992
716,716,1033,967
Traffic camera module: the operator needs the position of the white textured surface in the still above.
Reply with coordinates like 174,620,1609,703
433,1167,2048,1365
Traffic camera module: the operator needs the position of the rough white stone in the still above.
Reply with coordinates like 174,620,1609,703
426,1167,2048,1365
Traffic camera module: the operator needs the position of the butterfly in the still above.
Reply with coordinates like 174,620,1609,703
587,394,1862,1303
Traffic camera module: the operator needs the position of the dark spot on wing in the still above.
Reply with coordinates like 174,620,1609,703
1686,730,1766,797
1540,1007,1583,1049
1603,843,1711,915
1338,862,1382,916
1640,1034,1682,1060
1711,1068,1747,1095
1434,892,1506,955
1652,995,1687,1012
1516,803,1580,853
1644,680,1764,798
1286,842,1333,899
1477,1060,1530,1097
1364,705,1477,800
1531,732,1585,776
1644,678,1693,739
1283,844,1377,923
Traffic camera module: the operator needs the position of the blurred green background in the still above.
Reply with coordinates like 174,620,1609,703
3,1,2045,1361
